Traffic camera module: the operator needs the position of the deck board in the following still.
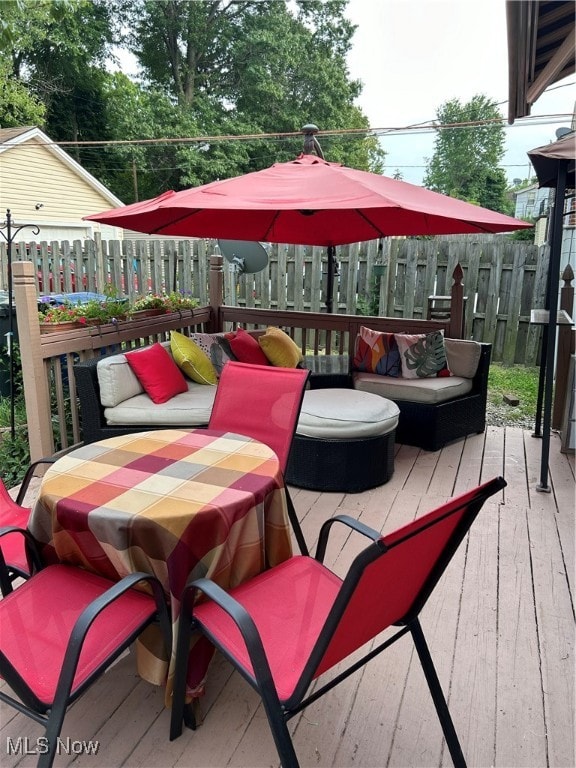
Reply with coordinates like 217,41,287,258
1,427,574,768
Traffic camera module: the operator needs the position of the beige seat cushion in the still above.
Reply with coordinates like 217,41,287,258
104,382,216,426
353,372,472,404
296,388,399,439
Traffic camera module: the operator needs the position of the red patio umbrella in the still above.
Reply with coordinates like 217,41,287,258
85,153,531,311
86,154,530,244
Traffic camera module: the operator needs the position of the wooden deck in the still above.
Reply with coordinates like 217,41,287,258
2,426,574,768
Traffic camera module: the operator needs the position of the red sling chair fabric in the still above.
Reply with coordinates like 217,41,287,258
0,539,171,768
0,460,54,595
208,360,310,554
171,476,506,768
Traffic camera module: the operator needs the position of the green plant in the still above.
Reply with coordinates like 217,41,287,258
75,299,111,324
0,427,31,488
38,302,81,324
75,297,128,325
0,342,23,400
130,293,170,312
166,291,198,311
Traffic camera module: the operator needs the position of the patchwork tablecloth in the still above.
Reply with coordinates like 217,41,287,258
28,428,292,704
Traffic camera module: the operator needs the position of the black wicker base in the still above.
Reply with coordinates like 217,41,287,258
286,429,396,493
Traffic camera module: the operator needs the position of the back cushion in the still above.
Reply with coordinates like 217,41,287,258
444,339,482,378
97,341,174,407
98,355,144,407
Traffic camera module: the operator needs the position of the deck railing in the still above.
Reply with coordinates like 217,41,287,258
12,256,464,462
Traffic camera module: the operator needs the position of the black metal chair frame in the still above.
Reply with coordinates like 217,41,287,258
170,476,506,768
0,528,172,768
0,458,55,595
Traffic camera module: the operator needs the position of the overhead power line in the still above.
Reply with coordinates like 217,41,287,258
6,112,573,150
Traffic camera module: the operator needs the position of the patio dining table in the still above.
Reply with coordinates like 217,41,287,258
27,428,293,705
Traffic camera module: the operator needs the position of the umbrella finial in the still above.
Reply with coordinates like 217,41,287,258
301,124,324,159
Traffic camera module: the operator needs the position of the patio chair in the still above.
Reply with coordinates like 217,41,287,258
170,475,507,768
0,527,172,768
208,361,310,555
0,459,55,596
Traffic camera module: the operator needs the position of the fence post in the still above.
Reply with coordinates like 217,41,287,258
448,263,464,338
552,264,575,429
13,260,54,460
209,254,224,331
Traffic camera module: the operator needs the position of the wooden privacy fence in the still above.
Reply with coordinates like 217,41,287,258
1,234,549,365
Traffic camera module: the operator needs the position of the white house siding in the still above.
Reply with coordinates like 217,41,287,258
0,133,123,242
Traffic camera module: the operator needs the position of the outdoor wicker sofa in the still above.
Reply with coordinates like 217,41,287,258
73,337,491,453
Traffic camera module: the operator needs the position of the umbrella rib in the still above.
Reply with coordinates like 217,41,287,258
149,210,203,234
261,211,282,242
356,209,387,238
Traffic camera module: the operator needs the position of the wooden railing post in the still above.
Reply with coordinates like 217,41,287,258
209,254,224,331
13,260,54,460
448,263,464,339
552,264,575,429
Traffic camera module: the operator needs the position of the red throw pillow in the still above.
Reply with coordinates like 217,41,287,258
225,327,270,365
125,343,188,403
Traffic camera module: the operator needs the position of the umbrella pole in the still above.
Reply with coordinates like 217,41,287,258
537,161,567,492
533,248,554,438
326,245,335,313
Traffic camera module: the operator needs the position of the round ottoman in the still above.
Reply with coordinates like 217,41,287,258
286,389,400,493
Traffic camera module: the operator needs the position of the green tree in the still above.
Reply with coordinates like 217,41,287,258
1,0,116,168
0,59,45,127
120,0,382,174
423,95,509,213
2,0,383,201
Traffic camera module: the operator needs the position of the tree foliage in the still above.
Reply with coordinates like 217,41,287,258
423,95,509,213
0,0,383,203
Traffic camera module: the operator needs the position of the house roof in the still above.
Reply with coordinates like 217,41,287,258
527,130,576,187
0,126,124,208
506,0,575,123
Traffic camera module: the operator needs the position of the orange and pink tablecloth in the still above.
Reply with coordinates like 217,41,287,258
28,428,293,704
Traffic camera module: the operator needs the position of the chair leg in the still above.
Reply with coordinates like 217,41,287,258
258,686,300,768
410,618,467,768
170,600,195,740
38,703,69,768
285,489,308,556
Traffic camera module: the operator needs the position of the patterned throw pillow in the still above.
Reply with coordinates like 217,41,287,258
188,332,237,376
170,331,218,385
395,331,452,379
353,326,400,377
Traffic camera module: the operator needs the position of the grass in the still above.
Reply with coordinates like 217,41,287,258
487,363,539,424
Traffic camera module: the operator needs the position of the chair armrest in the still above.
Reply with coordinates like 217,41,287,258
16,458,56,506
0,526,43,593
315,514,381,564
56,571,171,700
186,577,266,659
171,574,274,741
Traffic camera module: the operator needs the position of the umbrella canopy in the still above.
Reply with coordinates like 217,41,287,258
85,154,531,244
527,132,576,188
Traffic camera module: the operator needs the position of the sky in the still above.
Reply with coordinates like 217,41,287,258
344,0,575,185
